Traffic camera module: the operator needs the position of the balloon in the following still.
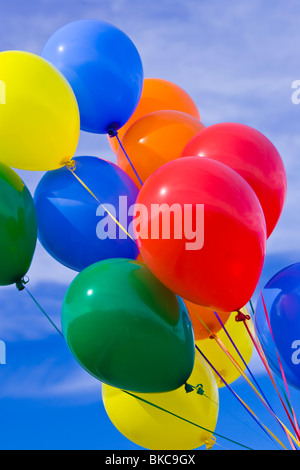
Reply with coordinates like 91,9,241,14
42,20,144,134
61,258,195,392
182,122,287,238
135,157,266,312
0,163,37,286
117,110,205,188
255,263,300,390
34,156,139,272
108,78,200,154
0,51,79,171
196,307,254,387
102,353,219,450
185,301,231,340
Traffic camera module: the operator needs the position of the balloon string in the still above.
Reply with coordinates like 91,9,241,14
214,310,297,445
195,345,288,449
122,390,253,450
190,307,298,449
212,331,298,449
108,130,144,187
244,301,300,442
249,298,255,316
202,388,283,450
258,288,300,439
215,310,273,408
65,161,137,244
16,280,64,337
247,323,298,451
242,315,300,445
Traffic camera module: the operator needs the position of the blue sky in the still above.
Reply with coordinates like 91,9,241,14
1,0,300,450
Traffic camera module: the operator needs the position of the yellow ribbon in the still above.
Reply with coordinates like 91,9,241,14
66,160,135,242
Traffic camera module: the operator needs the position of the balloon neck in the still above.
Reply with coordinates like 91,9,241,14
16,277,29,291
205,435,217,450
107,128,118,138
184,383,194,393
235,310,251,322
184,383,204,395
65,159,76,172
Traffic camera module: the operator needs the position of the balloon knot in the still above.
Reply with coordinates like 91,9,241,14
65,159,76,172
235,310,251,322
196,383,204,395
205,435,217,450
107,129,118,138
185,383,205,395
184,383,194,393
16,277,29,291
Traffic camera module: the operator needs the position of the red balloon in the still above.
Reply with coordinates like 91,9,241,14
182,122,287,238
135,157,266,312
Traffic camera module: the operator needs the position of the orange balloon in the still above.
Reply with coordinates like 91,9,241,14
185,300,232,340
117,110,205,188
108,78,200,155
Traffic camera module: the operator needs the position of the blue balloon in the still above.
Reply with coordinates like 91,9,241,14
34,156,139,272
255,263,300,390
41,19,144,134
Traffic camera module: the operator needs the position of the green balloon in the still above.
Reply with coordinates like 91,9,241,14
0,163,37,286
61,258,195,393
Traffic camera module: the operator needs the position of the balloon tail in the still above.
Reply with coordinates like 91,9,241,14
108,130,144,187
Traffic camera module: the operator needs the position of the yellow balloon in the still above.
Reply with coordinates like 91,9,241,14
0,51,80,171
102,354,219,450
196,307,254,388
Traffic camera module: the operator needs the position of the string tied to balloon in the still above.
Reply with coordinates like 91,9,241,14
184,383,205,395
235,309,251,322
65,158,77,172
15,276,30,292
16,276,64,338
108,128,144,187
205,435,217,451
213,310,299,449
122,390,253,451
195,344,289,450
65,159,137,244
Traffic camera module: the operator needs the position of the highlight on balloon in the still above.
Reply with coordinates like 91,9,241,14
1,17,299,453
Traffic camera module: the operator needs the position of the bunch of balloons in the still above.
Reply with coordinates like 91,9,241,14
0,19,292,450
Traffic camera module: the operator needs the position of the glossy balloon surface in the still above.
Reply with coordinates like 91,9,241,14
255,263,300,390
0,163,37,285
109,78,200,154
182,122,287,237
102,353,218,450
0,51,79,171
61,258,195,392
34,156,139,272
135,157,266,312
117,110,205,187
42,20,143,134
